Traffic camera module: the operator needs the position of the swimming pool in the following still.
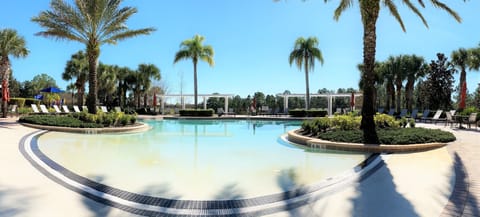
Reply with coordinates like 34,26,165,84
35,119,368,201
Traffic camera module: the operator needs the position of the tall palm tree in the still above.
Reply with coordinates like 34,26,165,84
325,0,461,144
136,64,161,108
289,36,324,110
0,29,29,118
403,55,425,112
451,48,469,99
97,63,117,106
174,35,214,109
62,50,88,106
116,66,134,108
32,0,155,114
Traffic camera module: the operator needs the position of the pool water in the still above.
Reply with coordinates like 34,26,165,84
37,119,368,200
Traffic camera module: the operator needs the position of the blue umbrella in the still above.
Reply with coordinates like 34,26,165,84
40,87,64,93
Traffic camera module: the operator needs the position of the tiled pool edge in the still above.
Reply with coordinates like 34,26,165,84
20,130,385,216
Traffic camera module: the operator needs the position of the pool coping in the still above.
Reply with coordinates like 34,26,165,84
287,129,448,153
20,129,385,216
19,122,151,134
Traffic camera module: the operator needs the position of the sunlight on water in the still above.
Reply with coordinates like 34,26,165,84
37,119,368,200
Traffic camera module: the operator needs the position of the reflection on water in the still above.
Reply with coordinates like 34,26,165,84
37,119,367,200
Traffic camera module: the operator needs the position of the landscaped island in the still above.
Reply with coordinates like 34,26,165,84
298,114,456,145
19,111,137,128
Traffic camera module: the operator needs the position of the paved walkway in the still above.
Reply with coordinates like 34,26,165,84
0,118,478,217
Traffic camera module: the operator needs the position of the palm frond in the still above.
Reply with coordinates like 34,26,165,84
106,28,156,44
174,50,192,63
429,0,462,23
332,0,354,21
383,0,406,32
402,0,429,29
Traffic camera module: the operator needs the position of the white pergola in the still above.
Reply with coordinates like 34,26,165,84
155,94,234,114
276,93,363,116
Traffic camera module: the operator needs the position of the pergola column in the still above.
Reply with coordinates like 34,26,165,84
203,96,207,109
225,97,229,113
284,96,289,113
328,95,333,116
161,96,165,114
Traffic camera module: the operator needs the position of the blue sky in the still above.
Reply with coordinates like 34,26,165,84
2,0,480,98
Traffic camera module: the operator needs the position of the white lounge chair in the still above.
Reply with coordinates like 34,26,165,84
82,106,88,113
114,106,122,112
39,105,49,114
31,104,40,113
73,105,81,113
53,105,62,113
62,105,70,113
100,106,108,113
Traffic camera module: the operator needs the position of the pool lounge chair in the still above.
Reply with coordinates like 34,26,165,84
377,108,385,114
466,113,478,129
100,106,108,113
217,108,225,117
8,105,18,117
225,108,236,117
53,105,63,113
39,105,50,114
31,104,40,113
397,109,408,119
409,109,418,119
82,106,89,113
73,105,81,113
62,105,71,113
426,110,443,124
387,108,395,116
420,109,430,122
114,106,122,112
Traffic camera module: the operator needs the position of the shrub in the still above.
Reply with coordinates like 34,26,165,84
179,109,214,116
317,128,455,144
460,106,478,116
409,118,416,128
289,109,328,117
25,98,40,107
19,115,103,128
374,114,400,128
289,109,307,117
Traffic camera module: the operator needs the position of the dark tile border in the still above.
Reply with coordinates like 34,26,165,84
20,130,384,216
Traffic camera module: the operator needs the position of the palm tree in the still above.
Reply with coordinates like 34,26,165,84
62,50,88,106
136,64,161,108
325,0,461,144
289,37,324,110
0,29,29,118
97,63,117,106
451,48,469,99
174,35,214,109
32,0,155,114
403,55,425,112
116,66,134,108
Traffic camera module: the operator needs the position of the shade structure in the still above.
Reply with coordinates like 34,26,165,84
1,79,9,102
40,86,64,93
459,82,467,110
350,92,355,108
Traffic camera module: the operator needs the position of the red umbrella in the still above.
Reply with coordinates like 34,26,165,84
459,82,467,110
251,97,256,111
350,92,355,108
2,79,9,102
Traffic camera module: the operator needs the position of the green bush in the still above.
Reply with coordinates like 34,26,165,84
19,115,103,128
289,109,307,117
179,109,214,116
21,111,137,128
460,106,478,116
25,98,40,107
374,114,400,128
317,128,455,144
289,109,328,117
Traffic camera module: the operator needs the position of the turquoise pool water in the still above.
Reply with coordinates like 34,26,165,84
37,119,368,200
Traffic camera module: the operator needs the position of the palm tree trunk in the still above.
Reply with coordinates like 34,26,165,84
193,59,198,109
86,45,99,114
459,66,467,103
395,81,402,113
360,0,380,144
405,78,414,112
304,56,310,110
143,93,147,108
0,57,11,118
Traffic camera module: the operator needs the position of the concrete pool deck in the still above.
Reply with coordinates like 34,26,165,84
0,117,477,217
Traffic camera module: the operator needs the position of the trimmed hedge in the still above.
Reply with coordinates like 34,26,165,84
317,128,456,145
289,109,328,117
9,98,40,108
179,109,214,116
19,115,102,128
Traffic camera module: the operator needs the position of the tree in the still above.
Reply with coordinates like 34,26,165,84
403,55,425,112
31,73,57,94
137,64,161,108
324,0,461,144
424,53,455,110
116,66,134,108
289,36,324,110
32,0,155,114
97,63,117,106
0,29,29,117
451,48,469,103
63,50,88,106
174,35,214,109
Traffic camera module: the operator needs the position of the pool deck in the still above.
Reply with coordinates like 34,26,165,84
0,116,478,217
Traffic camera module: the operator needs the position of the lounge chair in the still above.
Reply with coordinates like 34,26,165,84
225,108,236,117
397,109,408,119
420,109,430,122
62,105,71,113
427,110,443,124
73,105,81,113
387,108,395,116
7,105,18,117
377,108,385,114
450,110,456,116
217,108,225,117
445,111,456,127
53,105,63,113
114,106,122,112
100,106,108,113
466,113,478,129
39,105,50,114
409,109,418,119
82,106,89,113
31,104,40,113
